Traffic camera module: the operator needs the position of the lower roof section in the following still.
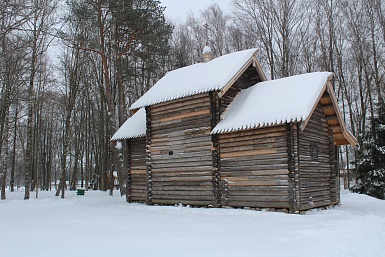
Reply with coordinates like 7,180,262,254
111,108,146,141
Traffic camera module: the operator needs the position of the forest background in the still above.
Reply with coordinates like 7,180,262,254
0,0,384,200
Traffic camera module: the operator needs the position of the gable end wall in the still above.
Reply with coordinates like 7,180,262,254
297,103,339,210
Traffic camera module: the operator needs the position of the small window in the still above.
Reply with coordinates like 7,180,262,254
310,145,318,160
169,151,173,156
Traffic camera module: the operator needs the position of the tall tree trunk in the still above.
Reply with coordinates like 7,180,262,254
1,112,9,200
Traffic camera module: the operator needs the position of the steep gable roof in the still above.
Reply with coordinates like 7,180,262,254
111,108,146,141
212,72,358,147
212,72,332,133
130,48,264,110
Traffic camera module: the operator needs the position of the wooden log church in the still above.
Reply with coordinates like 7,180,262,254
111,48,357,213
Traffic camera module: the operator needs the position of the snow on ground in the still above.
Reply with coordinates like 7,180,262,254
1,190,384,257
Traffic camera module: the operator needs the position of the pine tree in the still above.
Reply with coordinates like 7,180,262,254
352,102,385,199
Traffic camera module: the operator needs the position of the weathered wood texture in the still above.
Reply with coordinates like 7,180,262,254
219,125,290,208
287,123,298,213
210,92,221,206
127,137,146,202
145,107,153,204
150,93,214,206
219,64,263,116
298,104,338,210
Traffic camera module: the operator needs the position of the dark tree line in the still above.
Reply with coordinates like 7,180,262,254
1,0,384,199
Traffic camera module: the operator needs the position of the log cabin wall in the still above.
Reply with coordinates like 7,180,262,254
126,137,147,203
149,93,215,206
218,126,291,209
297,103,337,210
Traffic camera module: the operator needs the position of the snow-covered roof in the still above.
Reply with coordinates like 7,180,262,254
130,48,258,110
111,108,146,141
212,72,333,134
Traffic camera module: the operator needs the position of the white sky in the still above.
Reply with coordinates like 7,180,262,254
160,0,233,21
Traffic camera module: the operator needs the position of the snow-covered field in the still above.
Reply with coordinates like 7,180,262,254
1,190,384,257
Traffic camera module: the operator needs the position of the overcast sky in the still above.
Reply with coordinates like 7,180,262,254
159,0,233,21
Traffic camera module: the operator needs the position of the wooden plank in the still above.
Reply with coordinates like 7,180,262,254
152,151,212,160
153,191,213,197
151,166,211,173
226,180,288,186
152,181,213,187
152,176,212,182
220,141,287,153
228,190,288,197
152,199,213,206
228,195,289,202
221,164,289,172
151,93,210,111
219,136,281,148
220,148,278,158
151,158,213,167
322,104,336,116
225,200,289,208
219,125,286,141
150,171,212,177
221,169,289,176
152,185,213,191
221,152,288,162
151,99,211,116
221,158,288,167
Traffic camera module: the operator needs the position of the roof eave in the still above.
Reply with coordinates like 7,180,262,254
110,134,146,141
299,73,333,131
300,75,358,148
218,49,266,98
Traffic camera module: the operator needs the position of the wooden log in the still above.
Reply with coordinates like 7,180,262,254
152,181,213,187
228,195,289,202
218,125,286,141
152,103,211,120
300,181,331,187
151,176,212,182
150,171,212,177
221,169,289,176
152,122,211,135
228,190,289,197
219,136,282,148
151,93,210,112
225,200,290,208
152,199,213,206
151,158,212,166
219,141,287,153
222,175,288,181
220,148,278,158
152,185,213,191
152,133,211,145
152,191,214,197
152,111,211,125
152,150,212,159
221,152,288,162
151,166,211,173
225,180,288,186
